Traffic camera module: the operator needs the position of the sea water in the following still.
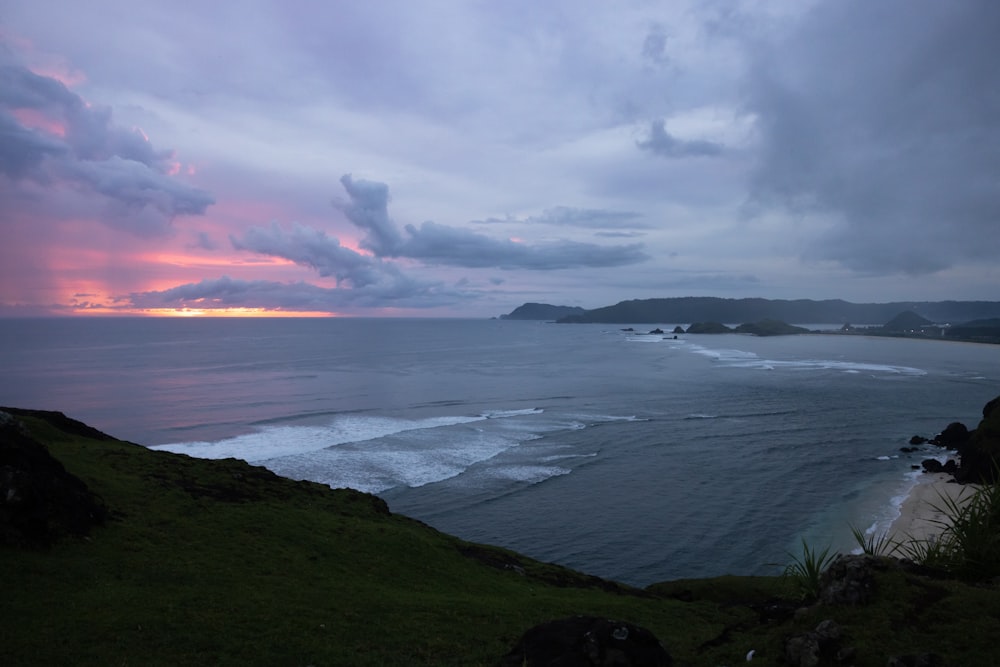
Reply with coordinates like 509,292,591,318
1,317,997,585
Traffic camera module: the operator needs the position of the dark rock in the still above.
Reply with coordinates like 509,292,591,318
836,646,857,662
932,422,970,448
900,446,918,453
671,326,684,334
955,395,1000,484
649,328,664,335
886,653,945,667
784,619,843,667
921,459,944,473
784,634,819,667
622,328,634,332
910,435,929,445
818,555,888,606
1,412,107,546
498,616,673,667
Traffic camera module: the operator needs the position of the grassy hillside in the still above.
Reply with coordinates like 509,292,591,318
3,409,1000,666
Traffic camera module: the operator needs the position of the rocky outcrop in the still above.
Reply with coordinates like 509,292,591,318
920,459,958,474
954,396,1000,483
685,322,732,334
784,619,846,667
817,554,892,606
1,411,107,546
498,616,673,667
932,422,971,449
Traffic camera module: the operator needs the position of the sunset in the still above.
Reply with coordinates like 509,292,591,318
3,1,998,318
4,4,1000,663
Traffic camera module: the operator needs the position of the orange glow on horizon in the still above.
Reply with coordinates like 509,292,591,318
70,306,337,318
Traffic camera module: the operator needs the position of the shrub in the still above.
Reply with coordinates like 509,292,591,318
783,539,837,601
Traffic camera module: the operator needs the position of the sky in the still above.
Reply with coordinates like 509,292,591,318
1,1,998,318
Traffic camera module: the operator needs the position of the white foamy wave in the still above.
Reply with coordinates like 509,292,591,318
488,464,572,484
679,340,926,376
266,427,528,493
482,408,544,418
540,452,598,463
150,413,484,462
565,412,644,425
689,345,759,362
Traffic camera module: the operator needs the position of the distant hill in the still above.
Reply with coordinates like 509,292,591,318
946,319,1000,342
500,303,586,320
554,297,1000,325
882,311,934,332
734,320,810,336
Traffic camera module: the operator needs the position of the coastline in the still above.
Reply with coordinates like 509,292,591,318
887,473,977,543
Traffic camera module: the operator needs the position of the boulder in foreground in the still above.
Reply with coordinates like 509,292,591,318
498,615,673,667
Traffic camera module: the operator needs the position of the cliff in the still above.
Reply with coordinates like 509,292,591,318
499,303,587,320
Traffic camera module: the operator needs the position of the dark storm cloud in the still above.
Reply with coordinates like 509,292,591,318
125,274,458,311
334,174,649,269
0,110,66,177
0,61,213,236
745,0,1000,274
637,119,724,158
334,174,404,255
231,222,391,289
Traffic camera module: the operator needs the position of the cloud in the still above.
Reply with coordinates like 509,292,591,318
190,231,219,251
334,174,403,255
334,174,649,269
231,222,393,289
124,275,459,311
637,119,725,158
745,0,1000,274
641,24,669,66
473,206,649,230
0,60,213,236
0,109,66,178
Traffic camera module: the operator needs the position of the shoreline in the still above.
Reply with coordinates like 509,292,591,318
887,473,977,543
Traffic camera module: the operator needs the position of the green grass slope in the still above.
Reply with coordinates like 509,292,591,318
3,409,1000,666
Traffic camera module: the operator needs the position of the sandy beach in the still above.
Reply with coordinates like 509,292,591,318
888,473,978,543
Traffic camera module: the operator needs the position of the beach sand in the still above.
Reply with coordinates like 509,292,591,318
888,473,978,543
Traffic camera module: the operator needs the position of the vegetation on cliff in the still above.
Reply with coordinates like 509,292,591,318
552,297,1000,325
3,406,1000,666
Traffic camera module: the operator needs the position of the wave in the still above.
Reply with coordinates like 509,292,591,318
681,342,925,375
150,413,486,461
150,406,623,495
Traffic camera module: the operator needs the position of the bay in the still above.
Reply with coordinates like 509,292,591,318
1,317,997,585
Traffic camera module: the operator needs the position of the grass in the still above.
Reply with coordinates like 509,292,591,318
782,539,838,602
5,408,1000,666
850,524,897,557
904,481,1000,580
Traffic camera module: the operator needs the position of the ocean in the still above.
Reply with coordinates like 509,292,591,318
1,317,997,586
